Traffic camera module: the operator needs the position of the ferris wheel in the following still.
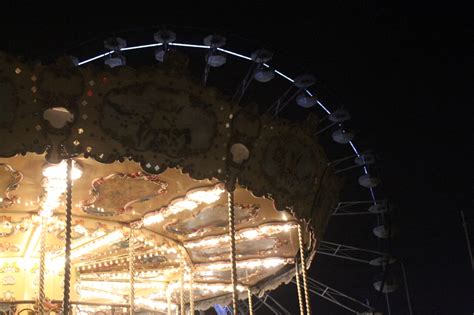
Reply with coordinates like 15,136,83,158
0,26,412,315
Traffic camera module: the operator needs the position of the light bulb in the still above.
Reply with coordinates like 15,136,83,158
42,160,83,180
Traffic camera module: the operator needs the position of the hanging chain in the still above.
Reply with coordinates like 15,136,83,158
189,269,195,314
298,223,311,315
62,159,73,315
38,216,47,315
179,264,185,315
295,262,305,315
167,283,172,315
247,288,253,315
295,261,304,315
129,227,135,315
227,188,238,315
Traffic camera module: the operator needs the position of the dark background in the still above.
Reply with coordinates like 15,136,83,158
1,2,472,314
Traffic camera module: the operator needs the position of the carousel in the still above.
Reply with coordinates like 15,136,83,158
0,33,343,314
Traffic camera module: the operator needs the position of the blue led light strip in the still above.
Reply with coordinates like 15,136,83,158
121,43,163,51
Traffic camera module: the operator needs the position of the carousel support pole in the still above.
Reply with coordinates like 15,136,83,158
227,179,238,315
38,215,48,315
180,264,185,315
189,269,195,314
295,262,305,315
167,283,172,315
129,226,136,315
62,159,73,315
298,223,311,315
247,289,253,315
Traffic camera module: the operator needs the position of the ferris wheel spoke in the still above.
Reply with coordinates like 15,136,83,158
317,241,393,266
331,200,388,216
253,293,291,315
294,278,376,314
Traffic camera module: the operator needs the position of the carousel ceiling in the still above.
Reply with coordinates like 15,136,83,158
0,154,303,311
0,49,341,313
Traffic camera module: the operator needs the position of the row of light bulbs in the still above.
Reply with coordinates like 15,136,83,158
184,221,297,249
142,184,225,226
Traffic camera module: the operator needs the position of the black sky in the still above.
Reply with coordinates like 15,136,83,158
1,2,472,314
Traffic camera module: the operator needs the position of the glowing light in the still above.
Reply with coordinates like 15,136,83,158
171,199,198,211
71,230,123,260
217,48,252,60
239,229,259,239
40,160,82,217
121,43,162,51
143,184,224,227
143,212,164,226
136,298,176,311
167,281,246,294
79,280,166,291
196,257,293,271
77,52,113,66
169,42,210,49
77,287,125,303
185,222,297,249
187,185,225,204
42,160,82,180
79,267,181,281
24,226,42,258
271,68,295,82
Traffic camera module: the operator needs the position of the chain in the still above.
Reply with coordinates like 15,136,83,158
298,223,311,315
129,227,135,315
62,159,73,315
295,262,305,315
38,217,47,315
189,269,194,314
228,188,238,315
247,288,253,315
179,264,185,315
167,283,172,315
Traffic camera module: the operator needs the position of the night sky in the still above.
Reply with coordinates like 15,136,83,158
1,2,472,314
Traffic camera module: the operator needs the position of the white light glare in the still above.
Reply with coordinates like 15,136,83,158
42,160,82,180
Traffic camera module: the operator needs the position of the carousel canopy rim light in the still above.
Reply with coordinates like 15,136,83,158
42,160,83,180
187,185,225,204
171,199,198,210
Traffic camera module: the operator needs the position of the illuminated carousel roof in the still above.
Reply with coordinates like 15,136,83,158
0,50,340,313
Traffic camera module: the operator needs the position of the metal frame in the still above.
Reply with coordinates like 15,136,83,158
293,278,375,314
331,200,386,216
317,241,389,265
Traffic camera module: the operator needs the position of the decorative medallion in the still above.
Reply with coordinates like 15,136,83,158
81,172,168,216
55,220,89,240
1,275,15,286
0,217,14,237
0,216,32,237
165,203,260,238
0,242,20,253
0,164,23,208
43,107,74,129
1,290,14,301
101,84,217,155
0,263,19,273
